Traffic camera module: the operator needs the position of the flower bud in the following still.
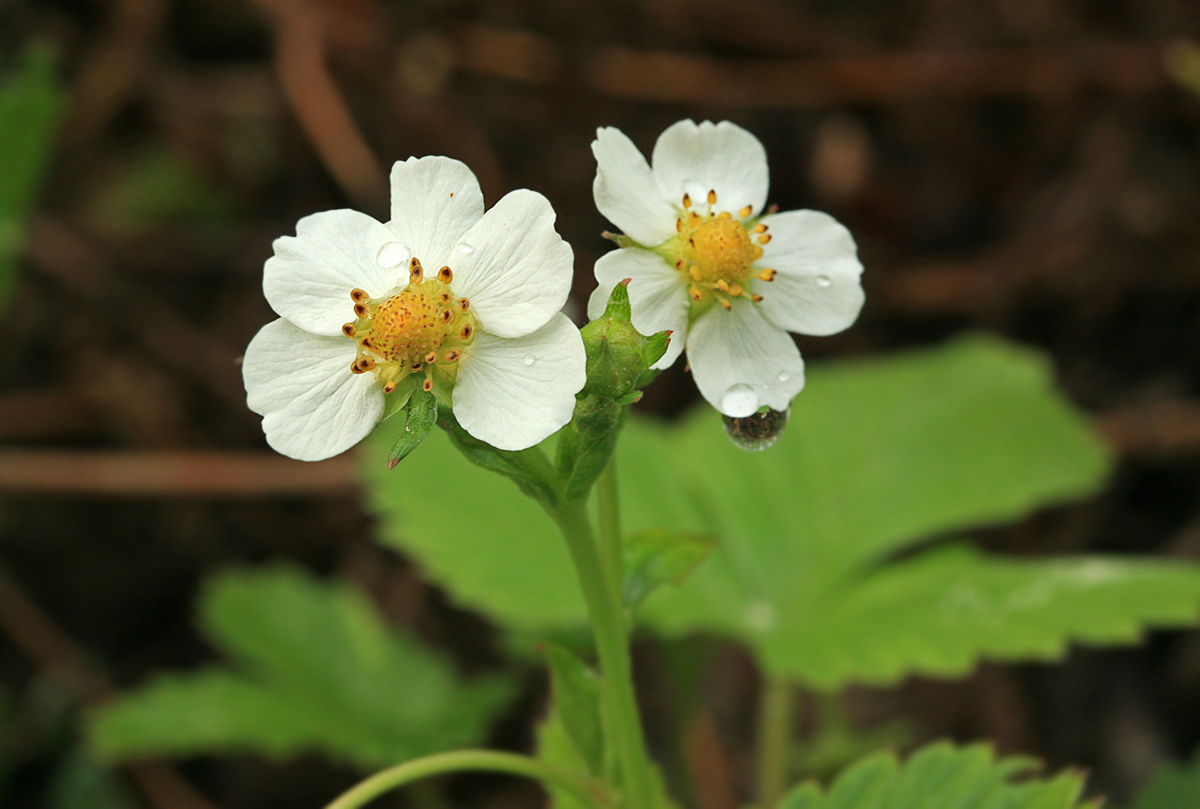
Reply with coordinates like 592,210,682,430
579,280,672,403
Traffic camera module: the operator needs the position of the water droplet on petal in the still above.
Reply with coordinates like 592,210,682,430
816,275,832,288
455,242,475,254
722,406,790,451
777,371,790,383
523,355,535,366
719,383,758,417
377,241,410,268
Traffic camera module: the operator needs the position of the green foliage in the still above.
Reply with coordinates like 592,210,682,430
89,565,514,770
623,529,716,609
387,388,437,468
1130,753,1200,809
47,749,135,809
365,336,1200,689
0,45,64,313
780,743,1098,809
543,645,605,778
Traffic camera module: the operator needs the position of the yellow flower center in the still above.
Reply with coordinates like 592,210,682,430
659,190,776,313
343,258,478,397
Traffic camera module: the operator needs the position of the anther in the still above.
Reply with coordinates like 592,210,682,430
752,246,764,260
439,310,453,324
718,211,732,220
751,293,764,302
438,266,453,283
382,380,397,394
350,361,365,374
739,205,753,218
688,287,703,302
445,349,461,362
424,352,437,364
689,265,702,281
728,283,744,297
718,297,732,311
351,289,369,303
758,233,772,245
422,378,433,392
410,362,423,371
759,268,777,282
437,292,451,304
675,259,684,269
716,279,730,292
688,212,701,227
682,193,692,209
753,223,768,233
458,298,470,312
357,356,377,372
341,323,356,337
707,189,717,205
676,218,684,233
460,324,473,340
353,303,370,318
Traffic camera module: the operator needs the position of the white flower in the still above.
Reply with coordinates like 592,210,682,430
588,120,864,417
243,156,586,461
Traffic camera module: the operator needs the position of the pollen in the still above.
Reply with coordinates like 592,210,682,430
341,259,478,398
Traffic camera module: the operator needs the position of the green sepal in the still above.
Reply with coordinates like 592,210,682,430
379,376,418,421
437,410,559,508
579,282,674,403
542,645,605,779
623,529,716,609
385,388,437,469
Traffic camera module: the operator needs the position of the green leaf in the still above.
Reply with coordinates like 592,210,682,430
47,748,136,809
0,44,65,313
1131,753,1200,809
536,711,592,809
543,645,605,778
365,336,1200,689
89,565,514,770
780,743,1098,809
386,389,437,468
623,529,716,609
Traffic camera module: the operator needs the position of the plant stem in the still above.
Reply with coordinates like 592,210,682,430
553,498,656,809
323,750,603,809
755,676,794,808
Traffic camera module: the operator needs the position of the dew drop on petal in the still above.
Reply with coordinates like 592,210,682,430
722,406,790,452
377,241,410,268
777,371,790,383
454,242,475,254
523,355,535,366
816,275,832,288
720,383,758,417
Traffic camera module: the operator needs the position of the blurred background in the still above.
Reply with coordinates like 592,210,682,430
2,0,1200,807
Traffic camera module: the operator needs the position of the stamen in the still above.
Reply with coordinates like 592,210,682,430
718,297,732,310
753,223,768,233
351,289,369,303
752,245,764,260
382,380,397,394
439,310,453,324
759,269,777,282
682,193,692,209
458,298,470,312
353,303,369,318
437,292,452,304
688,212,701,228
422,378,433,392
688,286,703,302
446,349,461,362
676,218,684,233
350,360,366,374
707,189,717,205
728,283,743,297
410,361,423,371
675,259,685,269
461,324,473,340
757,233,772,244
342,323,356,337
739,205,753,218
438,266,453,283
424,351,437,364
716,279,730,292
751,293,763,302
689,265,702,281
718,211,732,220
356,356,377,372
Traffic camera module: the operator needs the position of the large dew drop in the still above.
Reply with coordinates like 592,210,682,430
376,241,410,268
719,383,758,416
722,405,790,451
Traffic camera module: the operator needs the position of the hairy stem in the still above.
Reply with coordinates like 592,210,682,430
323,750,603,809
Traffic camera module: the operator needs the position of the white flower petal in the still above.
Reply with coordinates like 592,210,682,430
755,210,865,336
651,120,769,219
450,189,573,339
588,248,688,369
592,127,679,247
263,210,402,337
243,318,383,461
388,156,485,270
686,304,805,417
453,313,586,451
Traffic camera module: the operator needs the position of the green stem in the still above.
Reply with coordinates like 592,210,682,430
324,750,603,809
597,458,625,618
553,498,656,809
755,676,795,808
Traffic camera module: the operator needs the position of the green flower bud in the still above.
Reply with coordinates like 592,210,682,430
579,280,673,402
